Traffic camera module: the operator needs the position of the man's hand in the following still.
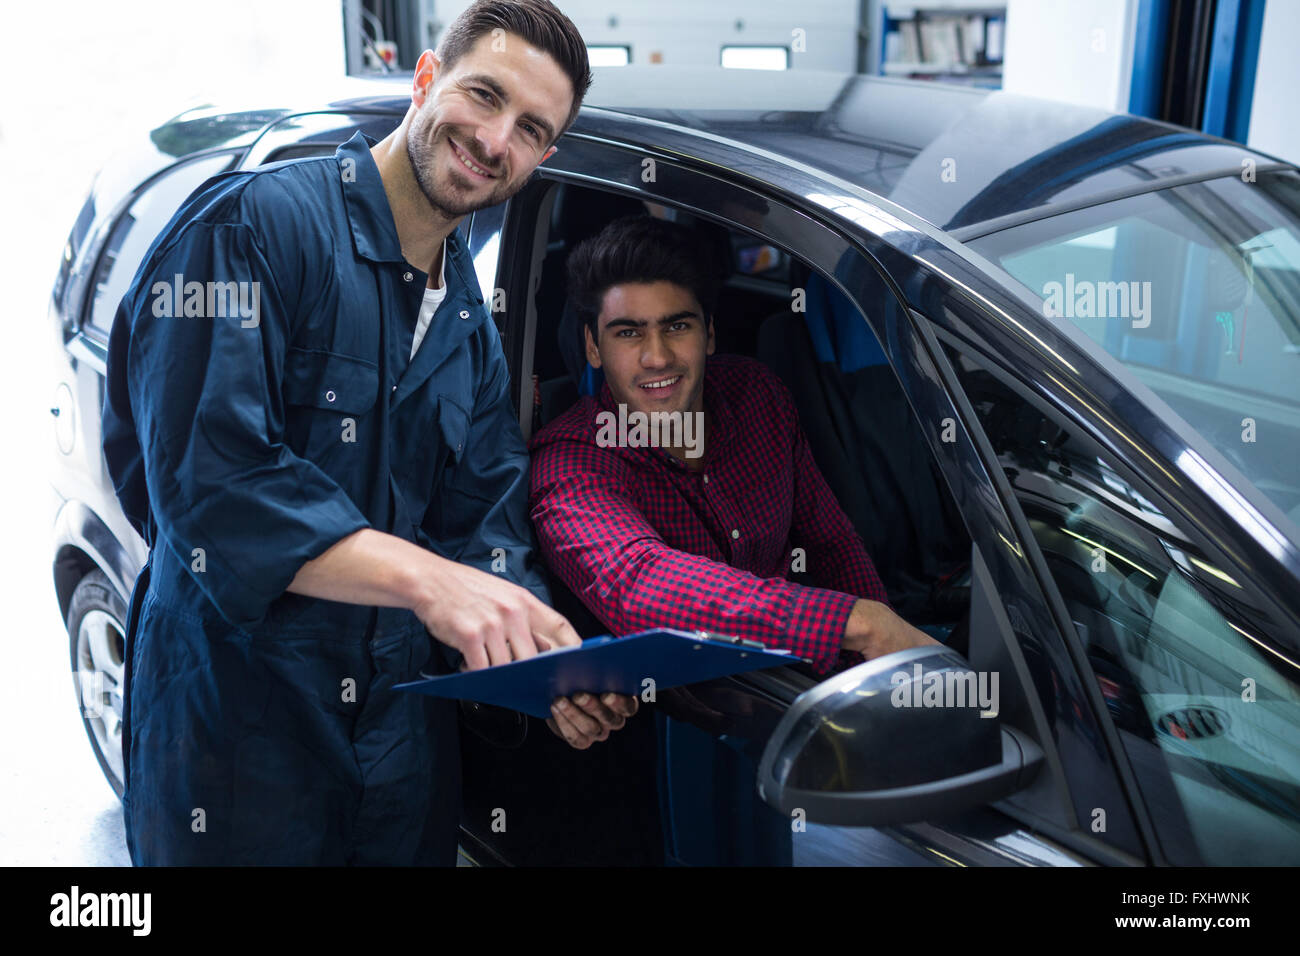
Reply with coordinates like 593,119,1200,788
412,555,581,670
546,692,639,749
842,599,941,660
288,530,581,668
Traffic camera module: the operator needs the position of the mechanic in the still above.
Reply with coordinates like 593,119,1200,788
529,215,943,748
102,0,631,866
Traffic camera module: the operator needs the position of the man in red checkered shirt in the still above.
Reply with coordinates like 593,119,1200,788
529,215,940,748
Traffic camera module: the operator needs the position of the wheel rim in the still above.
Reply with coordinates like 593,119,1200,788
75,608,126,787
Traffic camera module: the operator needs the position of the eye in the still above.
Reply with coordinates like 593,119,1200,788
472,87,494,103
615,328,639,338
669,321,690,332
521,122,539,141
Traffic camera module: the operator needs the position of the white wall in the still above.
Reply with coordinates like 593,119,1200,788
432,0,859,70
0,0,345,189
0,4,347,867
1246,0,1300,164
1001,0,1137,112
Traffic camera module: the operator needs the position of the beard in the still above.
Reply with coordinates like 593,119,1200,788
406,113,528,218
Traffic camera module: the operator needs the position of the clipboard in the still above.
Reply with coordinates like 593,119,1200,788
394,628,799,719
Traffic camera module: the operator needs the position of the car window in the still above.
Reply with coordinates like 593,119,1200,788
259,143,340,164
970,171,1300,526
84,152,236,339
951,351,1300,865
468,200,508,308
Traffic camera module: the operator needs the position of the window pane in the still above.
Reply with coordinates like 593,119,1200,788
587,45,630,67
954,354,1300,865
86,153,235,337
720,46,789,70
971,172,1300,526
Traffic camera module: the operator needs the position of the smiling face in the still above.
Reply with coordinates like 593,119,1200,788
585,280,715,420
405,33,571,218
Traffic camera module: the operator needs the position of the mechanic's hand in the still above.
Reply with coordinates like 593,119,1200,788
546,692,639,750
414,556,581,670
842,600,942,660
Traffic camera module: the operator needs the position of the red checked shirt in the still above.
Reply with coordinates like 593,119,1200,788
528,353,890,676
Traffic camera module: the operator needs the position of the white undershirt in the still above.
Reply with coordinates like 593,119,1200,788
411,239,447,360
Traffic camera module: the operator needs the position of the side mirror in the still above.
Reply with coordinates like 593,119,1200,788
756,645,1042,826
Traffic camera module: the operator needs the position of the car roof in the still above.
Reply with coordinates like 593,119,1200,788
156,66,1290,238
577,67,1291,236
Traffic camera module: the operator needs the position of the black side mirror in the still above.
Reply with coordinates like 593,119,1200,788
756,645,1042,827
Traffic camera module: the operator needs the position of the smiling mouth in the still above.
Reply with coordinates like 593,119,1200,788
448,138,496,179
639,375,681,390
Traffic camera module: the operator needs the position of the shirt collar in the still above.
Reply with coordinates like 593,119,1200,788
337,131,406,264
428,238,447,292
337,130,472,275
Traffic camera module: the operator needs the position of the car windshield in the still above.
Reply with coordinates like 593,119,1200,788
971,171,1300,528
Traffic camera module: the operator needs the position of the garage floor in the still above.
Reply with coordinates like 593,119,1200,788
0,488,131,866
0,619,131,866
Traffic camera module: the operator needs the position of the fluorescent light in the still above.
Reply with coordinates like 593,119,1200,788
588,45,630,67
721,46,788,70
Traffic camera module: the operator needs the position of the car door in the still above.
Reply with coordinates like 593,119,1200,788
464,125,1112,866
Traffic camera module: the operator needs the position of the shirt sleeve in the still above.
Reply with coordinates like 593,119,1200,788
419,323,551,607
529,437,855,675
116,220,371,628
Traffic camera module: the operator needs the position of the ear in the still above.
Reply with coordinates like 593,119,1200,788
412,50,440,108
706,315,716,356
584,323,602,368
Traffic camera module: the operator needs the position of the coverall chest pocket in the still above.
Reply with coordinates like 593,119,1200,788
438,394,469,466
282,347,380,462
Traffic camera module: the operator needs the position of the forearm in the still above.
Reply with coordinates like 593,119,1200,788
554,534,856,673
286,527,442,611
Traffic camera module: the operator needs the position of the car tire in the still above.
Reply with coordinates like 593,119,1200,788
66,569,128,800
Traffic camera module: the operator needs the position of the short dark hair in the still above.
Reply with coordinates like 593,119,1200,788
436,0,592,142
567,215,722,337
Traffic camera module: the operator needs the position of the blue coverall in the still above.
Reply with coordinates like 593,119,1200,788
101,131,547,865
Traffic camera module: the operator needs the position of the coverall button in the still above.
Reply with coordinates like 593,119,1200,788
459,310,470,320
403,271,413,282
325,389,336,403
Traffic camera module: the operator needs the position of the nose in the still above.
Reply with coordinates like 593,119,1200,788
474,113,511,167
640,330,672,369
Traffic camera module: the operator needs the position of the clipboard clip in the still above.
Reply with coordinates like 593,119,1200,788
691,630,772,651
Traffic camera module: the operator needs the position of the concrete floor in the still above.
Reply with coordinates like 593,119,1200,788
0,554,131,866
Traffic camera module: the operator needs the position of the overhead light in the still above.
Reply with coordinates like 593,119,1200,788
588,45,630,67
721,46,789,70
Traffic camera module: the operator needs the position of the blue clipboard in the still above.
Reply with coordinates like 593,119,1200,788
394,628,799,719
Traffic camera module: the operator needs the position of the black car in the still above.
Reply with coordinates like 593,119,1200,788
50,66,1300,866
